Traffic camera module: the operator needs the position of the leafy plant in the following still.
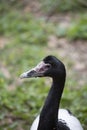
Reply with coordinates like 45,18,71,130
67,16,87,40
0,4,87,129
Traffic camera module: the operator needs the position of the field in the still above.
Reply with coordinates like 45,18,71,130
0,1,87,130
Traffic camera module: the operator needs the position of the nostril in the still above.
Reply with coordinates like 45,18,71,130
27,70,35,76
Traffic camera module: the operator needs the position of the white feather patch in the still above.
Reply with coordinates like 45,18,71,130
30,109,83,130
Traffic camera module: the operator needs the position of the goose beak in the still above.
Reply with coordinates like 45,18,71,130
20,61,50,79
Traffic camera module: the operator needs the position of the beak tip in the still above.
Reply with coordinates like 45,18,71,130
20,75,23,79
20,76,23,79
20,73,27,79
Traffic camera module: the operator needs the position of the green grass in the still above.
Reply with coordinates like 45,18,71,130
0,8,87,130
0,12,53,44
54,13,87,40
41,0,87,15
0,41,87,129
67,14,87,40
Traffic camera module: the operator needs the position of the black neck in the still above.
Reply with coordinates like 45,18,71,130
37,77,65,130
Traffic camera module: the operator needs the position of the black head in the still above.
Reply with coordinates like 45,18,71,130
20,55,66,80
43,55,66,78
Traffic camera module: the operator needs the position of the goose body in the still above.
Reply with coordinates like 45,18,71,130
30,109,83,130
20,55,83,130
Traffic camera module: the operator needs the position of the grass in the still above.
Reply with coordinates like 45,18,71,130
41,0,87,13
0,4,87,130
67,14,87,40
54,12,87,40
0,41,87,130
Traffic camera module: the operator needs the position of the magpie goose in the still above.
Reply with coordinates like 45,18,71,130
20,55,83,130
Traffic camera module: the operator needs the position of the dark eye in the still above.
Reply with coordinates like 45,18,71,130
46,64,51,69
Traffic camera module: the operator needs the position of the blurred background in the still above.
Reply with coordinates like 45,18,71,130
0,0,87,129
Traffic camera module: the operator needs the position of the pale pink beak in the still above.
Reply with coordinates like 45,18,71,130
20,61,51,79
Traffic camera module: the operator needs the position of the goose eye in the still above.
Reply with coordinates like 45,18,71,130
46,64,51,69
